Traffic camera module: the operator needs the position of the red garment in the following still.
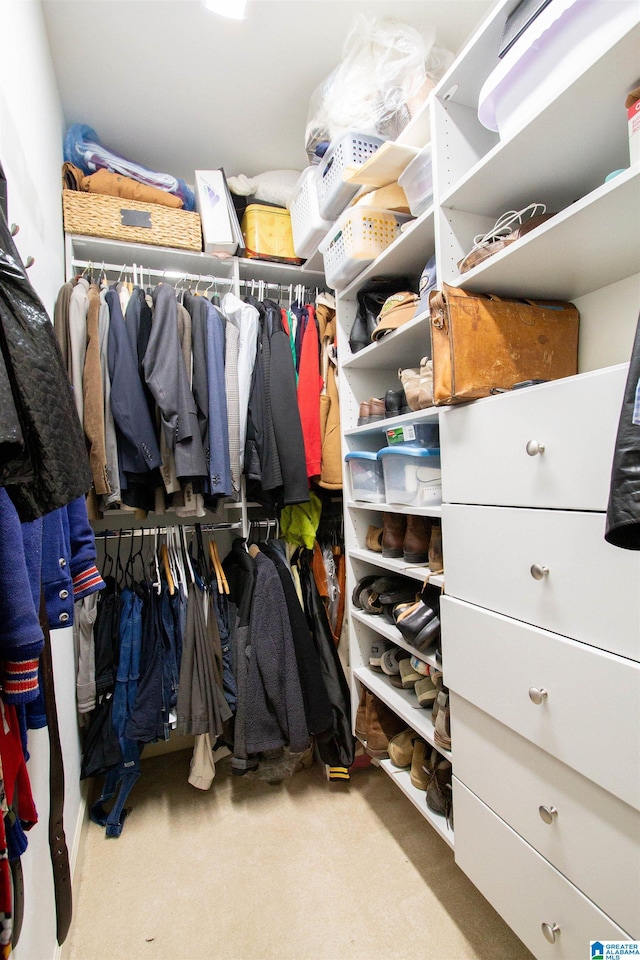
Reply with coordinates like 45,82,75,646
297,305,322,479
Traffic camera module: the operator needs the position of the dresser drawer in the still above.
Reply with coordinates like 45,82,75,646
440,365,627,510
441,597,640,810
451,695,640,937
453,780,632,959
442,504,640,661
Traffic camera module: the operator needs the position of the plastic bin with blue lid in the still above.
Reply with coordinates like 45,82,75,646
345,451,385,503
378,446,442,506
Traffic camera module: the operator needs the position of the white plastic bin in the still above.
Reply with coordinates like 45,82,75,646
378,446,442,506
345,451,385,503
398,144,434,217
478,0,640,139
288,167,333,260
319,206,409,291
317,131,386,221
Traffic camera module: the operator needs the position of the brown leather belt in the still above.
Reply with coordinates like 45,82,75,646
38,591,73,945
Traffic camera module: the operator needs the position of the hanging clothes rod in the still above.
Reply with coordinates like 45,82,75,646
98,522,242,540
70,258,235,286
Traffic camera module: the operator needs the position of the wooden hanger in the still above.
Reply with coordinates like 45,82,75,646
160,543,175,595
212,540,229,594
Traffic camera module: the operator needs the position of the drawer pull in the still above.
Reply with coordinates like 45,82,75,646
538,804,558,824
528,687,548,705
24,256,35,269
541,922,561,944
530,563,549,580
526,440,545,456
10,223,19,237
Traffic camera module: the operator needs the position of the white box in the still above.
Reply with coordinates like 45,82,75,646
194,169,240,254
378,446,442,506
627,85,640,166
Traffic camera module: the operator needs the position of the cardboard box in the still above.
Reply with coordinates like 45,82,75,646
626,84,640,166
194,169,242,254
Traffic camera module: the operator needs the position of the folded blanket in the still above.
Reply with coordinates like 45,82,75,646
63,163,184,209
64,124,195,210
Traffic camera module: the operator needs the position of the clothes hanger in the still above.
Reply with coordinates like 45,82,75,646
115,529,126,587
160,530,175,596
102,530,114,578
208,539,223,594
180,525,195,585
150,530,162,595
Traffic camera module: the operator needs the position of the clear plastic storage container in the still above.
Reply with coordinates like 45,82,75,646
319,206,409,291
385,422,439,447
378,446,442,506
316,132,386,221
288,167,333,260
398,144,434,217
345,451,386,503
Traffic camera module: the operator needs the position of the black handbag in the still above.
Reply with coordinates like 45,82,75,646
349,276,414,353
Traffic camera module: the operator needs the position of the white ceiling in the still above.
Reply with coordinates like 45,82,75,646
41,0,494,186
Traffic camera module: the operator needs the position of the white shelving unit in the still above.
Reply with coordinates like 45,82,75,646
331,1,640,954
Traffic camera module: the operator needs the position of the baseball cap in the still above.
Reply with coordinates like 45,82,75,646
371,292,420,341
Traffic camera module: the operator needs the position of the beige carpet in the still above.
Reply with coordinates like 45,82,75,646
63,751,533,960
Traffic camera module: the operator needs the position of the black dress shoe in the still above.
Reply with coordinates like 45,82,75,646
385,387,409,418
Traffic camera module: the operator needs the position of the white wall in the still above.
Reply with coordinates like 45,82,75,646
0,4,85,959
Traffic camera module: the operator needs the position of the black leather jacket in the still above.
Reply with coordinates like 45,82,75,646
606,312,640,549
0,210,91,520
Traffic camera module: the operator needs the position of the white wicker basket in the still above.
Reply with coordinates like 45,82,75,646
316,132,386,221
288,167,333,260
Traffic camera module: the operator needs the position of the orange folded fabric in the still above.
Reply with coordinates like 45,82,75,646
61,162,183,208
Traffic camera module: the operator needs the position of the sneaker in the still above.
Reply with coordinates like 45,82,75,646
415,675,438,707
369,639,393,669
399,658,423,689
433,690,451,750
380,647,410,676
388,728,415,768
410,739,430,790
410,656,430,677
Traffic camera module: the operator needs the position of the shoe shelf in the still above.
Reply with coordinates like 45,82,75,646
347,502,442,520
341,310,432,372
377,759,454,850
354,665,451,764
352,609,441,673
348,547,444,588
344,407,440,439
443,164,640,300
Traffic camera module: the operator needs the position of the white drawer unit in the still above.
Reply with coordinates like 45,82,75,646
453,780,632,958
441,596,640,810
451,694,640,937
442,504,640,662
440,364,628,510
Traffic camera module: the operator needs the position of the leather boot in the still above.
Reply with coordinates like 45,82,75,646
355,686,368,741
429,521,444,574
366,693,406,759
382,512,407,559
403,515,432,564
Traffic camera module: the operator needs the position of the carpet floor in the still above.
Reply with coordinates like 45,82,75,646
63,750,533,960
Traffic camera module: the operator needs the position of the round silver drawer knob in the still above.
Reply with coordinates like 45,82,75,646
530,563,549,580
526,440,545,456
541,922,561,944
539,804,558,824
10,223,19,237
25,255,35,269
529,687,548,705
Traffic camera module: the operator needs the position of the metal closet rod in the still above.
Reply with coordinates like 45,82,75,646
70,259,308,294
96,518,281,540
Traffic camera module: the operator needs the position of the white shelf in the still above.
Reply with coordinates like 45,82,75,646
440,23,640,215
341,311,432,371
449,165,640,300
352,610,441,674
348,548,444,587
378,759,454,850
344,406,440,437
339,208,436,299
67,234,325,285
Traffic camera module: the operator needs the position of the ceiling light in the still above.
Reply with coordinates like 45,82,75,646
204,0,247,19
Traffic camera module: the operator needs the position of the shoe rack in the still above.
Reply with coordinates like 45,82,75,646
335,0,640,954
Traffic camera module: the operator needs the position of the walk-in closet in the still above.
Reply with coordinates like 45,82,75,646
1,1,639,959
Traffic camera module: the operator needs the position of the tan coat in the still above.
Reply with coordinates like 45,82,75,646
316,294,342,490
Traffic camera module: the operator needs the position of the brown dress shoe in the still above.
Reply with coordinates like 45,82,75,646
365,525,383,552
355,685,368,741
403,515,432,564
382,512,407,558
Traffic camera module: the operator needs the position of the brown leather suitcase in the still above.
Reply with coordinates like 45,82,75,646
429,283,579,405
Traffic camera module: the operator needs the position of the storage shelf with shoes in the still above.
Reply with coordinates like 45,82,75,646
352,610,441,672
341,310,432,371
354,666,451,763
378,760,454,849
348,548,444,586
344,406,439,438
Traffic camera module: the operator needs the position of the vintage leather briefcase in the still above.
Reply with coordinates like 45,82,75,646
429,283,579,405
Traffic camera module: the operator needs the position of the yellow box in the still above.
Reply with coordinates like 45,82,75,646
241,203,303,264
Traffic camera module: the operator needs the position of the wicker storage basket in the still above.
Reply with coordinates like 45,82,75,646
62,190,202,251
